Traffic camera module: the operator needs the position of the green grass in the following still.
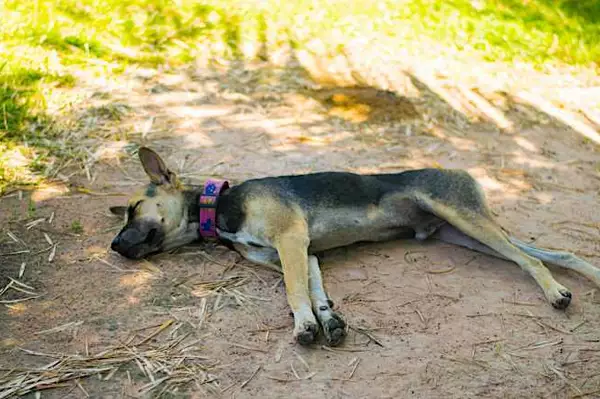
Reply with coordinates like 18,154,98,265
70,219,83,234
1,0,599,193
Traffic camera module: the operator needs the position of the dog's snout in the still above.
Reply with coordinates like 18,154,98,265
146,228,157,243
110,220,164,259
119,228,144,246
111,235,121,251
110,228,143,254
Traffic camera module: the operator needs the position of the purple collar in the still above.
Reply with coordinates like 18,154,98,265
199,179,229,238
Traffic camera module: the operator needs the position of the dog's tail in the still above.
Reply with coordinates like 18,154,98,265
508,236,600,286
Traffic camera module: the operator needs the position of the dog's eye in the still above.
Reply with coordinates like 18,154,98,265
161,218,165,223
127,200,143,220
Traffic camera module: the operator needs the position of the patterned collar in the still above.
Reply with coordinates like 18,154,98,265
199,179,229,238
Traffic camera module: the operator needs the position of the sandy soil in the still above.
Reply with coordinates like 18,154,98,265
1,59,600,398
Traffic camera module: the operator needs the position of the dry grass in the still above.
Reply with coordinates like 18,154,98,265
0,277,42,305
0,320,219,398
188,274,270,312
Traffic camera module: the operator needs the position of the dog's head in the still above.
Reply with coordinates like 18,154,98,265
110,147,188,259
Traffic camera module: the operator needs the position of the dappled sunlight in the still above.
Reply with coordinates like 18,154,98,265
168,105,232,119
2,0,600,198
282,93,322,111
141,91,207,107
0,146,40,192
85,246,110,258
513,137,539,153
294,49,356,87
510,154,560,170
216,113,282,133
379,159,426,170
410,70,481,122
530,191,555,205
179,131,215,149
328,103,370,123
1,338,21,348
515,91,600,144
467,167,523,200
25,48,593,207
13,31,591,200
322,89,419,124
284,131,354,147
93,141,132,162
71,68,140,95
503,177,533,191
352,166,389,175
269,141,298,153
6,303,28,316
446,137,477,151
426,125,448,140
457,86,515,133
119,270,156,288
279,83,421,126
302,122,334,136
174,127,213,147
156,73,192,87
127,295,141,305
31,182,70,203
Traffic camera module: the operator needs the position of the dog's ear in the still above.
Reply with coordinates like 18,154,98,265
109,206,127,218
138,147,177,186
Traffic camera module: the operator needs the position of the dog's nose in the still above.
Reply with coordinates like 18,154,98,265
111,235,121,251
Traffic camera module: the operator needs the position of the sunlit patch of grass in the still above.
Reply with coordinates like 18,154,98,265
0,145,41,193
0,0,257,193
0,56,77,193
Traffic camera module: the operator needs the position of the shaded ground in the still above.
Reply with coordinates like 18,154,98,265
1,56,600,398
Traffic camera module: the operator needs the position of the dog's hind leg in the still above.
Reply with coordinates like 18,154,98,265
433,223,508,260
308,255,346,346
509,237,600,287
422,199,572,309
434,224,600,289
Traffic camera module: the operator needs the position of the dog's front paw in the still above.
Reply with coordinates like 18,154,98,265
322,312,346,347
294,321,319,346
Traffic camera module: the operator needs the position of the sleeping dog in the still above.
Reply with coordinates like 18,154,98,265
110,147,599,346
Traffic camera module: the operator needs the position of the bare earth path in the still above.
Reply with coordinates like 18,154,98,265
1,58,600,398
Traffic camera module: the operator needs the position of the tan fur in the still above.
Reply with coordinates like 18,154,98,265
243,194,317,340
127,187,184,229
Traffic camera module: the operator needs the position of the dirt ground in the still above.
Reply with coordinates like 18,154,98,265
1,55,600,398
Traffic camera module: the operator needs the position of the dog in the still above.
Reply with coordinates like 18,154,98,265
110,147,599,346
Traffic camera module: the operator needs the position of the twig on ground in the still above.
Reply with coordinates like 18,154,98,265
349,325,385,347
34,321,83,336
266,372,316,382
228,342,268,353
240,366,261,388
321,346,370,353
